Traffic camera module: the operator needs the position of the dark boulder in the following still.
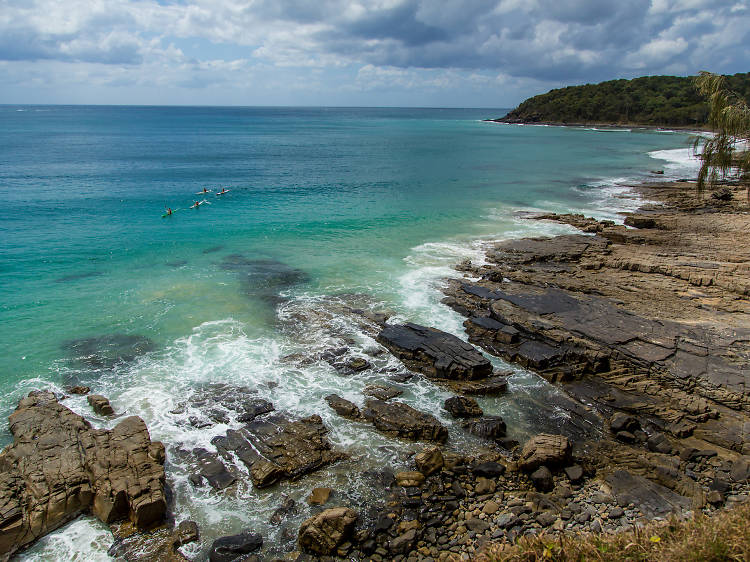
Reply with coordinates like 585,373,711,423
530,466,554,492
209,531,263,562
463,416,507,440
377,322,493,380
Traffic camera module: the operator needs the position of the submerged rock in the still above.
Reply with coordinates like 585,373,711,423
377,322,493,380
61,333,155,370
220,255,308,304
360,399,448,442
0,391,166,559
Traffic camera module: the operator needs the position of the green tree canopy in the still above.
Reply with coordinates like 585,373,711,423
693,71,750,202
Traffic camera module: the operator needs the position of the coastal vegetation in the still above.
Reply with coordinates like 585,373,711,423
497,73,750,127
693,71,750,202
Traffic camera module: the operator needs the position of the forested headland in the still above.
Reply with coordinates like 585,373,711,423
494,73,750,127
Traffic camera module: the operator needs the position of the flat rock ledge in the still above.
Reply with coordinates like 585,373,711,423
0,391,167,559
377,322,493,381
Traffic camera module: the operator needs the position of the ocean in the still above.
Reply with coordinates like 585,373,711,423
0,106,699,559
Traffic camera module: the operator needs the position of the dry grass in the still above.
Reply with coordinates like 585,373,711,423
473,502,750,562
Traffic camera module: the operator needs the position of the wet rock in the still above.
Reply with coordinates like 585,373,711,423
173,520,200,548
62,334,155,370
563,465,584,483
452,375,509,395
325,394,361,419
270,496,297,524
87,394,115,416
363,385,403,401
472,462,506,478
192,448,237,490
298,507,357,555
0,391,167,559
444,396,483,418
67,385,91,395
361,399,448,442
414,446,444,476
346,357,371,372
108,523,190,561
308,487,332,505
377,323,493,380
209,531,263,562
530,466,554,492
213,414,345,488
519,434,571,471
463,416,506,440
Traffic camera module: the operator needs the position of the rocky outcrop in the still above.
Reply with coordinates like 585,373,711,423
0,391,166,559
443,198,750,456
377,322,493,380
361,399,448,442
298,507,357,555
210,414,345,488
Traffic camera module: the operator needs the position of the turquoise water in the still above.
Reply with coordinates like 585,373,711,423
0,106,697,559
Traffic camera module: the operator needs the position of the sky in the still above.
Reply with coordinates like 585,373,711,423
0,0,748,107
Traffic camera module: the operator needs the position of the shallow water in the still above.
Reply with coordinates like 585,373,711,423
0,107,699,559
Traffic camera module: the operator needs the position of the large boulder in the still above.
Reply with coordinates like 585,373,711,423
0,391,167,559
211,414,345,488
298,507,357,555
360,399,448,442
377,323,493,380
519,434,571,471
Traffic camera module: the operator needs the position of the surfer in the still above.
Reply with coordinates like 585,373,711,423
165,207,173,215
218,187,226,194
203,187,209,193
193,200,200,208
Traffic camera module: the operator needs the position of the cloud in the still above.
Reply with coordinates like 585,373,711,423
0,0,748,105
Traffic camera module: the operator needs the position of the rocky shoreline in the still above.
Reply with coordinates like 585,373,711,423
1,180,749,561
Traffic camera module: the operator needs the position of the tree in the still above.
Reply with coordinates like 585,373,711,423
693,71,750,203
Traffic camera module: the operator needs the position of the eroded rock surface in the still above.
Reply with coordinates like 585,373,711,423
0,391,166,559
211,414,346,488
377,322,493,380
298,506,357,555
361,399,448,443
